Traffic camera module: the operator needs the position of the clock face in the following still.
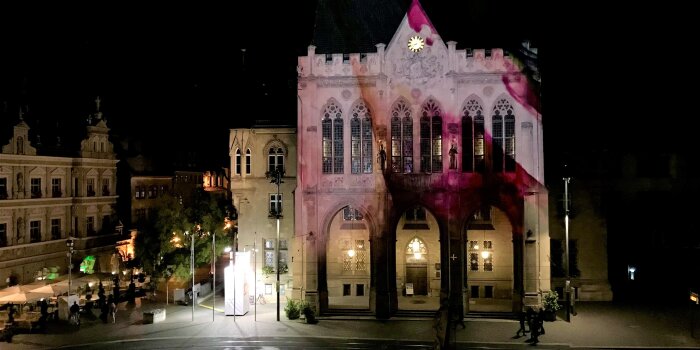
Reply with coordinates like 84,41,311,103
407,36,425,53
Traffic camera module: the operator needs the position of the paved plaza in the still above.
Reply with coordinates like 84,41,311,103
3,293,700,349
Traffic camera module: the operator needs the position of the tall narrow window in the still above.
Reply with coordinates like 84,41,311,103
31,178,42,198
390,99,413,173
420,98,442,173
102,178,110,196
268,147,285,173
0,178,6,200
350,100,373,174
492,98,516,173
235,149,241,175
30,220,41,243
269,194,282,217
245,149,251,174
87,178,95,197
462,99,484,173
322,99,343,174
0,223,6,247
87,216,95,236
51,178,62,197
51,218,61,240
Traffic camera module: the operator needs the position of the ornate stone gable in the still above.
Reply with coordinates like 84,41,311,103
384,0,447,88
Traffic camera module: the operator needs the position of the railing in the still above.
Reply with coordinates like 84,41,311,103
31,190,42,199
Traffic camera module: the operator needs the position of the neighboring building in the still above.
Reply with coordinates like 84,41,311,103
130,175,172,230
0,102,119,286
229,124,296,303
294,1,551,318
547,156,613,301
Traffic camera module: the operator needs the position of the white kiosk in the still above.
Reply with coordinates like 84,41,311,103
225,251,250,315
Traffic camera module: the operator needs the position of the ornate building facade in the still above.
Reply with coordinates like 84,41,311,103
0,103,119,286
294,1,553,318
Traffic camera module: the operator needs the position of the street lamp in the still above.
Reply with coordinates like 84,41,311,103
563,176,571,322
66,238,75,296
184,225,209,322
267,166,284,322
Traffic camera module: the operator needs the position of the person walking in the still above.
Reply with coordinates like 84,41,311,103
69,301,80,326
515,305,529,338
108,295,117,324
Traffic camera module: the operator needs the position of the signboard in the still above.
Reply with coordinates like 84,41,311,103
406,283,414,296
691,292,699,305
80,256,96,274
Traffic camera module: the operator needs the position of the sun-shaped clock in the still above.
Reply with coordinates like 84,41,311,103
407,35,425,53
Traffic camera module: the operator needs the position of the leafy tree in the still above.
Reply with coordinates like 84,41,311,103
134,189,233,282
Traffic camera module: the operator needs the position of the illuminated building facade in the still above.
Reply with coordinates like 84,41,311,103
0,101,119,286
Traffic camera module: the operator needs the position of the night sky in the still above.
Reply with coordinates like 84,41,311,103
0,1,692,164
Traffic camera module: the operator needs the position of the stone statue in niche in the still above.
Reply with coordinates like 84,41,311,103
377,142,387,172
449,144,458,169
16,217,24,244
16,173,23,193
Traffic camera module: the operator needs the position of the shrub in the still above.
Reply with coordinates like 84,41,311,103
302,300,317,324
284,299,301,320
262,265,275,277
542,290,561,312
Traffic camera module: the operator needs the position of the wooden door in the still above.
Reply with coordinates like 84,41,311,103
406,264,428,295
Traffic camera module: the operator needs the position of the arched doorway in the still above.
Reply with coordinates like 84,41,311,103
464,205,514,312
395,206,440,311
325,205,371,309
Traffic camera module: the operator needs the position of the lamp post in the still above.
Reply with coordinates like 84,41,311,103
66,238,75,296
185,225,209,322
267,166,284,322
563,177,571,322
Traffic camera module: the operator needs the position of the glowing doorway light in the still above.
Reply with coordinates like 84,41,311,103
408,238,427,260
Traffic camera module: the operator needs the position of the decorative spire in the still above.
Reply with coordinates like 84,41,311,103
94,96,103,120
18,106,24,121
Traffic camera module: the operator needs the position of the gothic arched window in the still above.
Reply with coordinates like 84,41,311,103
492,98,516,172
420,98,442,173
322,99,344,174
461,99,485,173
390,99,413,173
350,100,373,174
235,149,241,175
245,149,251,175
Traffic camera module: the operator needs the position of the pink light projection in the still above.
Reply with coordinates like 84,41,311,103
407,0,437,46
502,59,541,117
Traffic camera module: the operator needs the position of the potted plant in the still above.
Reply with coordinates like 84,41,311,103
541,290,561,321
301,300,317,324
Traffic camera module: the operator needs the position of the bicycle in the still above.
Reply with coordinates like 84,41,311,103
256,294,266,305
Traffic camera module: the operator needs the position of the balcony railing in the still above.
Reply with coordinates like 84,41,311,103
52,190,62,198
31,190,42,199
102,187,110,196
87,189,96,197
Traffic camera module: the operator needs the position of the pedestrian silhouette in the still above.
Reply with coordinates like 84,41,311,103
108,295,117,323
515,306,529,338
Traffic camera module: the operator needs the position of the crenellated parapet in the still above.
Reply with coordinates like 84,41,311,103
298,43,517,81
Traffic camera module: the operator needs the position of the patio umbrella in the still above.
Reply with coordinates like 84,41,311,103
0,292,27,303
0,286,21,297
25,292,54,303
29,284,67,295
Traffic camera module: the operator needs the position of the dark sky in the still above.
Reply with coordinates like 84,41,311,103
0,1,691,167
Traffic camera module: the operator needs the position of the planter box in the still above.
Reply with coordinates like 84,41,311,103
542,310,556,322
143,309,166,324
